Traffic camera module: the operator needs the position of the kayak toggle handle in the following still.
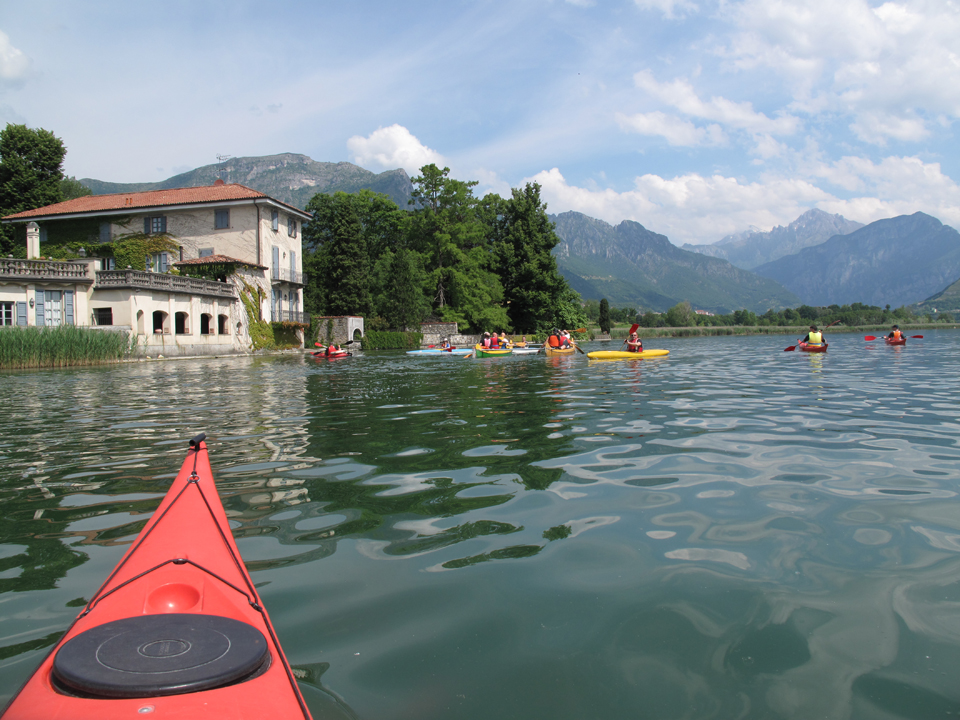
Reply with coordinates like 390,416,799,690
189,433,207,448
173,558,187,565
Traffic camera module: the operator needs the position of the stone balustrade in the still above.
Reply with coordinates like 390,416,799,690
95,270,236,299
0,258,93,282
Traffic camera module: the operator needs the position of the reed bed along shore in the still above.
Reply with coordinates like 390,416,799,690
601,324,953,339
0,326,136,370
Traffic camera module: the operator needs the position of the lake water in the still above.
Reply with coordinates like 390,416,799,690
3,331,960,719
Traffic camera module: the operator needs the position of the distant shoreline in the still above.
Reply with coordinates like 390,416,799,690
594,324,955,339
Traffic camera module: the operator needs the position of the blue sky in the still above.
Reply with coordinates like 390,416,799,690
3,0,959,245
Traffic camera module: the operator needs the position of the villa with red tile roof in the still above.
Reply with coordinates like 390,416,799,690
1,180,312,356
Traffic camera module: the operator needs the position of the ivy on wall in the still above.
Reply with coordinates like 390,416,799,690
110,233,179,271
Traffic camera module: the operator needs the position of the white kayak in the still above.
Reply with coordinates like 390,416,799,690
407,348,473,356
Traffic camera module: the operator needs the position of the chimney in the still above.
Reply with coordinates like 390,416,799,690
214,178,225,186
26,222,40,259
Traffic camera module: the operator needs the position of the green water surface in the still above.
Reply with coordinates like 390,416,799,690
2,332,960,719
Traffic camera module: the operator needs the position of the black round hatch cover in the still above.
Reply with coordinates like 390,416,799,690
53,613,269,698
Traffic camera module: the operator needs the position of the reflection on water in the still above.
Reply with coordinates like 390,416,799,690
3,333,960,718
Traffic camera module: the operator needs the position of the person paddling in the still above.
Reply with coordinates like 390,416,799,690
626,331,643,353
888,325,903,341
800,325,824,347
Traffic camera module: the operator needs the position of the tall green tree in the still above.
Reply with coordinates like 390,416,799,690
0,124,67,255
318,200,372,316
302,190,404,317
408,164,508,331
378,248,431,329
598,298,611,333
486,183,575,333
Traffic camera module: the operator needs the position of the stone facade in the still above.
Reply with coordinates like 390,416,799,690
1,184,313,357
313,316,365,346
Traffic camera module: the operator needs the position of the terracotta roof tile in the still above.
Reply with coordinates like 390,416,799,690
174,254,267,270
3,183,308,220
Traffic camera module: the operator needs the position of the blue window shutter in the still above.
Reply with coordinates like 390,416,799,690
64,290,75,325
290,250,296,276
161,253,168,273
160,216,167,233
16,301,27,326
35,292,45,326
144,217,150,234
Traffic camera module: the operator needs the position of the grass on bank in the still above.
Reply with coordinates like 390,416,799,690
0,326,137,370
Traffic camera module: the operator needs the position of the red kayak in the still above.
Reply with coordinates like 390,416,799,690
310,351,351,359
3,435,312,720
798,342,828,353
885,338,906,346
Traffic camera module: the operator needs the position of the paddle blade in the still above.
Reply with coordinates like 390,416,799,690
315,342,322,347
628,323,640,335
911,335,924,338
574,328,586,333
784,346,796,352
864,336,878,341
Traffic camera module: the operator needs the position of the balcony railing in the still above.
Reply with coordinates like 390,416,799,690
271,310,310,324
95,270,236,299
0,258,93,283
271,267,305,285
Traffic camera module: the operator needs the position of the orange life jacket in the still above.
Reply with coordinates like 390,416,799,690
891,330,902,340
548,335,560,348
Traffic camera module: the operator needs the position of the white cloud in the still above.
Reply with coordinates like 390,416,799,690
632,70,800,135
813,155,960,226
0,30,29,83
346,124,445,175
526,154,960,245
633,0,699,19
719,0,960,143
615,110,726,146
849,111,928,144
527,167,828,244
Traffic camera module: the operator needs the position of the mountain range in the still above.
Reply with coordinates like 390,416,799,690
682,209,864,269
752,212,960,308
549,212,800,313
77,154,960,314
81,153,413,210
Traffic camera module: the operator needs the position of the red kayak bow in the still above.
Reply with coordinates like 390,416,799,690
3,434,312,720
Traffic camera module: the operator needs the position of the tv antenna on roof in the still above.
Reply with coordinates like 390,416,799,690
216,154,232,181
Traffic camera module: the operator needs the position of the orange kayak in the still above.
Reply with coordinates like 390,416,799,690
2,434,311,719
798,342,828,353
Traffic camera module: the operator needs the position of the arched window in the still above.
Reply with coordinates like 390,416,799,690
175,312,189,335
218,314,229,334
152,311,168,334
200,313,212,335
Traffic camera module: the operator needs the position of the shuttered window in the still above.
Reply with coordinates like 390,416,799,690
0,302,12,326
64,290,74,325
215,210,229,229
144,216,167,234
16,301,27,326
272,210,279,231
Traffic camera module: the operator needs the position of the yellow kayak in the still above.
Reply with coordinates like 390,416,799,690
587,349,669,360
543,346,577,356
